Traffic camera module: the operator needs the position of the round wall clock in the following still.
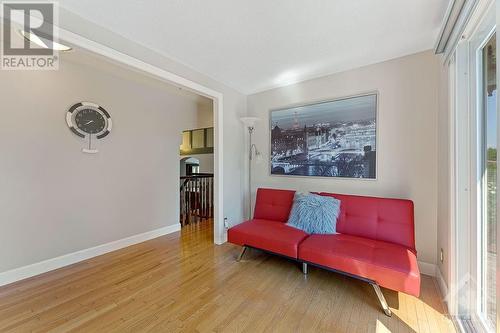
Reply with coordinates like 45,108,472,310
66,102,112,153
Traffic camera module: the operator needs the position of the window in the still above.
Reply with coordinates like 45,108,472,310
453,4,497,332
480,32,496,330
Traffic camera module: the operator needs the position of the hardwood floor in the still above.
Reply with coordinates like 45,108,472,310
0,220,455,332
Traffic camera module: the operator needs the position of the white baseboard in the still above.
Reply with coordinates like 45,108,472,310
436,267,449,305
418,261,437,276
0,224,181,287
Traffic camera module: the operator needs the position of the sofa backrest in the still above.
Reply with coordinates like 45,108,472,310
253,188,295,222
320,192,416,251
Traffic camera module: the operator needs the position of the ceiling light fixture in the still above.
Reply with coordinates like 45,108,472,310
19,30,72,52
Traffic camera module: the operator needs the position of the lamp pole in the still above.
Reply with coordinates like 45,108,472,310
247,125,254,219
240,116,260,220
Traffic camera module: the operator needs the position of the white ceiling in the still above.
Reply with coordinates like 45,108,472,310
60,1,449,94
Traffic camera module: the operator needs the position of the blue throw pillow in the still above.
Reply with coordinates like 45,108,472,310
286,192,341,234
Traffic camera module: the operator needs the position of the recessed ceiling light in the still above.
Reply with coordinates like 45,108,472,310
19,30,72,52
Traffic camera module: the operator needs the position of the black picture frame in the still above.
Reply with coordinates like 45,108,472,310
270,93,377,179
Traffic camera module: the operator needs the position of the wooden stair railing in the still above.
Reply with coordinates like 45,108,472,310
180,173,214,225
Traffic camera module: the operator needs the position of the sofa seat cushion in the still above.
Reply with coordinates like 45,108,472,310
228,219,308,258
298,234,420,296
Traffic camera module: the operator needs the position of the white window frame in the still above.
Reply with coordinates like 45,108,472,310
451,1,496,331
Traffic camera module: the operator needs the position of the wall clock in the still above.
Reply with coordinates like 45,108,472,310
66,102,112,153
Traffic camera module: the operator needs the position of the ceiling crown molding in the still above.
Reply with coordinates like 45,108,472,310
434,0,478,55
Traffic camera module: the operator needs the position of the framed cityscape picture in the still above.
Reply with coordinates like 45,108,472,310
270,93,377,179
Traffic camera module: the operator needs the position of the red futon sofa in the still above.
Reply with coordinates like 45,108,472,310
228,188,420,316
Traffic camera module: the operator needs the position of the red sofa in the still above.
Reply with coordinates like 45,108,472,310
228,188,420,316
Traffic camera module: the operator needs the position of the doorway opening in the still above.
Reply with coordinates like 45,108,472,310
179,99,215,232
182,157,200,175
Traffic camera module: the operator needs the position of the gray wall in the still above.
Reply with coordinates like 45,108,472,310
0,51,203,272
247,50,440,266
58,8,247,240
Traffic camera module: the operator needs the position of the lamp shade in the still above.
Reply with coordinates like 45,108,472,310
240,116,260,127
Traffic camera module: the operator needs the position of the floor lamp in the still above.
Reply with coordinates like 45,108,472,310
240,117,261,219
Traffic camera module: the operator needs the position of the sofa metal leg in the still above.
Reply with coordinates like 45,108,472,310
237,246,247,262
302,262,308,275
371,283,392,317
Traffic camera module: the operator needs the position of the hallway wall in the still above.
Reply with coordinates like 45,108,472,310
0,50,202,273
